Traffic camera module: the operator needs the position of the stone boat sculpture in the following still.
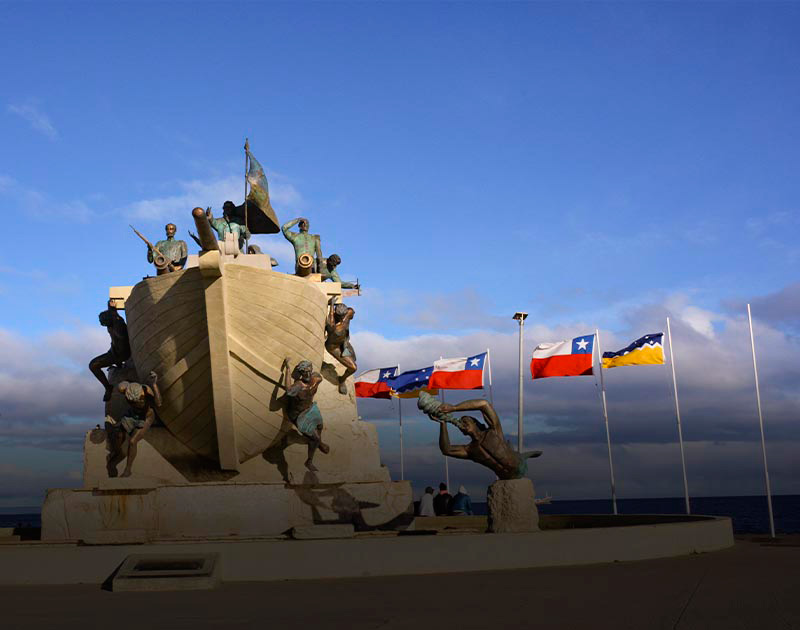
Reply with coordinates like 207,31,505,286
126,260,327,469
41,207,413,542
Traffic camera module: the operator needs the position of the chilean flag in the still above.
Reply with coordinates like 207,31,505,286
354,366,398,398
531,335,595,379
429,352,486,390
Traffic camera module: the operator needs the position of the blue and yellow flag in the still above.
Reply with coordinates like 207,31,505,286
389,366,439,399
602,333,665,369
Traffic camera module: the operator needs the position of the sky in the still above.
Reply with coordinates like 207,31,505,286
0,1,798,508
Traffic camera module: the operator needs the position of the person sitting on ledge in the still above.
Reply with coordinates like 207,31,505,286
433,482,452,516
418,486,436,516
450,485,474,515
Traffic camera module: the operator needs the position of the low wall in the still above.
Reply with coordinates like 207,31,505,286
0,515,734,585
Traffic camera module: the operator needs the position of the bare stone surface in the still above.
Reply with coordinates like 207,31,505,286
487,478,539,533
3,537,788,628
291,524,355,539
81,529,148,545
83,421,391,488
42,480,413,542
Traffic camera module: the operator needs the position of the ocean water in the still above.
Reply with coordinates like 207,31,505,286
2,495,797,535
493,495,800,534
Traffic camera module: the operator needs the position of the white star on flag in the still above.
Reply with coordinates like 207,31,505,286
469,357,480,367
577,338,589,351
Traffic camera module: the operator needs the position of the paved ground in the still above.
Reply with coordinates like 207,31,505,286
2,536,798,630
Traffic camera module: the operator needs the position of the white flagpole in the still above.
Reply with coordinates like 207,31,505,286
747,304,776,538
395,365,404,481
595,328,618,515
398,398,404,481
440,388,450,491
513,313,528,452
667,317,690,515
243,138,250,253
486,347,494,406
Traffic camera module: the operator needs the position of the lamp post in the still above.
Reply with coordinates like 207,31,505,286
513,312,528,452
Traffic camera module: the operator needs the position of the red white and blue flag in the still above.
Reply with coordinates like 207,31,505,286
429,352,487,390
354,366,398,399
531,335,595,379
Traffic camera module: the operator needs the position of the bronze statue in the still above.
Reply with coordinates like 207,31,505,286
146,223,188,272
281,217,322,275
209,202,250,251
89,299,132,402
417,392,542,480
324,297,356,395
283,358,329,471
321,254,359,290
130,225,177,275
246,244,279,267
105,371,162,477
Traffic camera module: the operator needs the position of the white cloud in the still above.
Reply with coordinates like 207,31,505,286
125,174,303,221
7,101,58,140
0,176,94,222
248,235,296,270
1,286,799,504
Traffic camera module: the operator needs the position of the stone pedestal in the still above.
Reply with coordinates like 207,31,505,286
42,479,413,542
487,478,539,533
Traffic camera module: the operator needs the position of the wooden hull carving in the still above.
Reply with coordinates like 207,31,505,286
126,264,327,469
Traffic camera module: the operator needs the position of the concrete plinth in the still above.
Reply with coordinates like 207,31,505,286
487,478,539,533
42,480,413,543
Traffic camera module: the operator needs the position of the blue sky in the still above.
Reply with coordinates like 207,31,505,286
1,2,799,507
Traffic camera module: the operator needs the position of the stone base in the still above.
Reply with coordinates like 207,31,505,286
487,478,539,533
291,524,355,540
84,420,392,489
42,480,413,543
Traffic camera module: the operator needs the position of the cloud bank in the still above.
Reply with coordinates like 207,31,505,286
0,284,797,506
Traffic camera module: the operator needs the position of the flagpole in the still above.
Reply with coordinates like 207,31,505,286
395,364,404,481
243,138,250,253
595,328,618,515
747,304,776,538
666,317,691,514
398,397,404,481
440,389,450,491
513,312,528,452
486,347,494,406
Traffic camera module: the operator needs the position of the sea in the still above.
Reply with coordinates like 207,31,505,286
2,495,798,535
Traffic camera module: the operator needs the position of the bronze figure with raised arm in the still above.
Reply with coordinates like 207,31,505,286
282,217,322,275
324,297,357,395
89,299,132,402
418,392,542,480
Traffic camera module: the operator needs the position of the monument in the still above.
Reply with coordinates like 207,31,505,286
417,391,541,532
42,163,413,542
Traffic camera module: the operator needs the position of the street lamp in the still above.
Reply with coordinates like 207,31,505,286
512,312,528,452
